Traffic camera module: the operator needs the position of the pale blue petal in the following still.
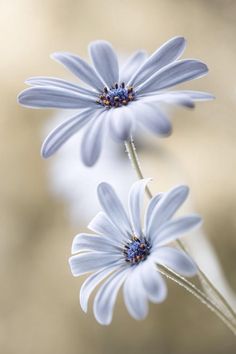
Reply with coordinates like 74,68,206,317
119,50,147,83
93,267,129,325
140,260,167,303
69,252,123,277
123,265,149,320
128,179,151,237
80,265,119,312
157,93,195,108
144,193,163,234
131,101,172,136
97,182,132,236
138,59,208,95
52,52,105,91
152,247,197,277
25,76,98,96
80,110,107,166
140,93,195,108
71,233,121,254
18,86,96,109
152,215,202,248
129,36,186,87
108,106,135,142
147,185,189,240
88,211,128,242
41,108,94,158
167,90,215,101
89,40,119,88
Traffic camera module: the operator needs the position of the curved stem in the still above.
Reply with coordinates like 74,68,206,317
176,239,236,321
124,138,236,335
125,139,152,199
158,265,236,336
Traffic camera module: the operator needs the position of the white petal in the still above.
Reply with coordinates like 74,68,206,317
88,211,128,243
133,101,172,136
80,265,118,312
158,93,195,108
138,59,208,95
41,108,94,158
140,93,195,108
80,110,107,166
25,76,98,96
18,86,95,109
153,215,202,248
140,260,167,303
89,40,119,88
71,233,121,254
147,185,189,241
128,179,151,237
93,267,129,325
167,90,215,101
123,265,149,320
144,193,163,234
119,50,147,83
109,106,135,142
97,182,132,236
51,52,105,91
153,247,197,277
129,36,186,87
69,252,123,277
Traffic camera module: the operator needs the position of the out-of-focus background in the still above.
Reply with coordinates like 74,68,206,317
1,0,236,353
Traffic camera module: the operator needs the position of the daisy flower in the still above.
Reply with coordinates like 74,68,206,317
18,37,213,166
69,179,202,325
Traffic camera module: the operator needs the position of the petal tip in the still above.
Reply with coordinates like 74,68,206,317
199,61,209,73
187,264,198,277
17,91,32,108
193,215,203,227
94,312,112,326
173,35,186,44
97,182,110,196
80,301,88,313
164,124,173,136
71,242,77,255
81,154,97,167
89,39,112,48
157,122,172,137
68,256,78,277
40,144,51,159
50,52,67,62
17,90,26,104
17,93,22,104
173,184,189,199
208,94,216,100
50,52,58,61
182,185,189,195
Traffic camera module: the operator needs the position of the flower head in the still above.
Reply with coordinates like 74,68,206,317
18,37,213,166
69,179,202,325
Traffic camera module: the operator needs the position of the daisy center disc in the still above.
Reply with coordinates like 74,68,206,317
98,82,135,108
124,236,151,264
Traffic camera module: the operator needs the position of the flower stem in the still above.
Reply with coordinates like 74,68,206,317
158,265,236,336
176,239,236,321
124,138,236,335
124,138,152,199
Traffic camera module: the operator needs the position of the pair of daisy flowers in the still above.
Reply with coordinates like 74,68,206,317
18,36,213,324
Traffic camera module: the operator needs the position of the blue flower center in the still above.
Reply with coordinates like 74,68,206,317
98,82,136,108
124,236,151,265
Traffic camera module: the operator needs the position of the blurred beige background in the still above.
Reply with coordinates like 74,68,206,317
1,0,236,353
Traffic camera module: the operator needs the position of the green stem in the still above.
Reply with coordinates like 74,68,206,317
125,138,152,199
158,265,236,336
176,239,236,321
124,138,236,335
